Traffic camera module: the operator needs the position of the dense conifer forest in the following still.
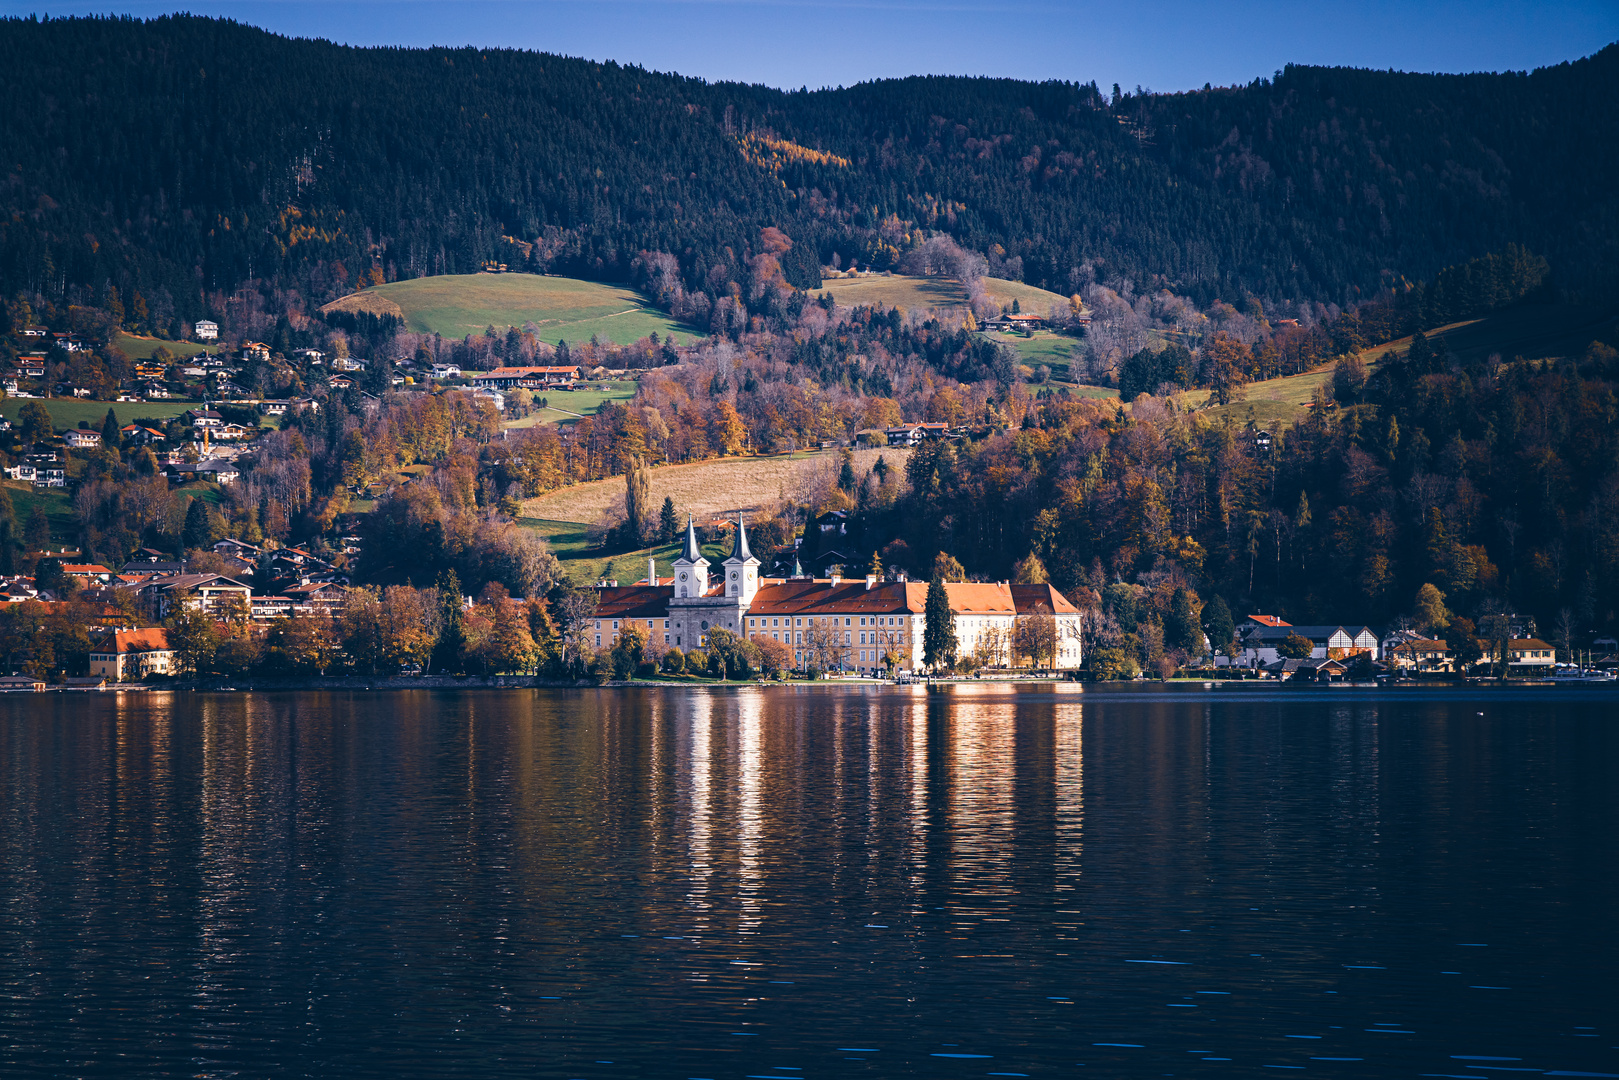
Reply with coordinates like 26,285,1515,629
2,14,1617,323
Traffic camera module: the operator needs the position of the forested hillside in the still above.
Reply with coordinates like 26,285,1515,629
2,14,1616,336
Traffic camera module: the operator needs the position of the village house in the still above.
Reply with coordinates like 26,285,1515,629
430,363,463,379
1506,638,1557,672
1387,638,1453,673
193,320,219,341
62,563,114,585
186,408,224,430
89,627,175,681
1232,623,1379,667
64,429,102,448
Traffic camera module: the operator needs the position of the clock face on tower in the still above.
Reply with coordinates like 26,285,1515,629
730,572,737,579
679,572,687,581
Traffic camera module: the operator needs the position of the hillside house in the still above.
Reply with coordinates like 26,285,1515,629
186,409,223,430
193,320,219,341
120,425,166,446
135,573,252,618
64,430,102,448
431,363,462,379
62,563,114,585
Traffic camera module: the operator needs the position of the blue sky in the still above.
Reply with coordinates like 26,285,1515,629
5,1,1616,90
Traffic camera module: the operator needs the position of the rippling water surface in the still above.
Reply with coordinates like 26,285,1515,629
1,685,1616,1078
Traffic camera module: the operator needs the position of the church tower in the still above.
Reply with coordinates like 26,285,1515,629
672,516,709,598
722,514,760,603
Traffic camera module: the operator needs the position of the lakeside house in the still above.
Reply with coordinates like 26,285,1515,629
1506,639,1556,671
88,627,175,682
1387,638,1453,673
1228,623,1380,667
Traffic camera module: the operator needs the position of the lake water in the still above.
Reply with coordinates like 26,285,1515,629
1,685,1615,1078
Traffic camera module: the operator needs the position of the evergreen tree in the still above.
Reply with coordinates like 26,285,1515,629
24,504,50,552
101,408,121,451
1166,587,1202,653
837,452,856,493
431,570,466,674
182,498,211,549
659,496,678,542
923,577,958,672
1203,595,1235,659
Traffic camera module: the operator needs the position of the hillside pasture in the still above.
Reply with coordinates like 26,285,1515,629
1176,306,1617,428
1,399,196,432
816,273,1070,316
523,518,737,588
521,446,910,526
321,273,699,346
501,382,639,428
113,333,216,360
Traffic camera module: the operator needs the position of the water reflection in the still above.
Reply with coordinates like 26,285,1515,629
0,686,1614,1079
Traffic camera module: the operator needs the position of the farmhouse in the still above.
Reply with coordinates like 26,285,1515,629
472,365,579,390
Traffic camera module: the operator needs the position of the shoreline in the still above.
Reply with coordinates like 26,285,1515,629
17,675,1615,693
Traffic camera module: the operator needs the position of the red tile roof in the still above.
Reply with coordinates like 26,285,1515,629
1009,583,1080,615
105,627,171,654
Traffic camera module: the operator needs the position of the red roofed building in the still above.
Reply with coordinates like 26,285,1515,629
89,627,174,681
586,519,1082,673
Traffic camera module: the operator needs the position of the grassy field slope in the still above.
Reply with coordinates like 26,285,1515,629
502,382,639,428
523,518,739,588
523,447,909,525
1180,303,1618,428
321,273,699,346
1,399,197,431
816,274,1069,315
113,333,215,360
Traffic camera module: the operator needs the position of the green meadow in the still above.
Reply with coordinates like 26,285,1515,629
323,273,700,347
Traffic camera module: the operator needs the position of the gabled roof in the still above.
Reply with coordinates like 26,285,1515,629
101,627,171,654
942,582,1017,615
141,573,251,591
594,585,672,619
1390,638,1449,653
1009,583,1079,615
746,580,923,616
